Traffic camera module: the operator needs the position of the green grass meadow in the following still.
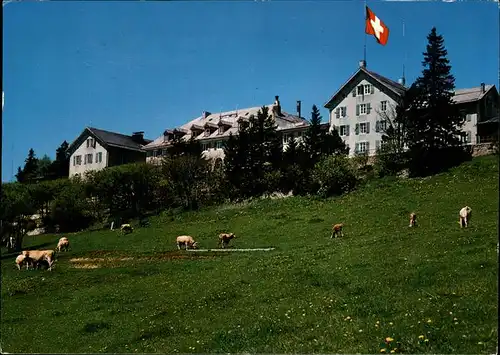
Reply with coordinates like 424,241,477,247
1,156,498,353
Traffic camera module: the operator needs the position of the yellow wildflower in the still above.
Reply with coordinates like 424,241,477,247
427,319,432,323
380,349,387,353
385,337,394,343
418,335,425,340
424,339,430,343
390,350,396,354
389,322,394,325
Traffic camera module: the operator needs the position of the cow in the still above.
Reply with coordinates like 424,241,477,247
56,237,70,252
459,206,472,228
15,254,32,270
331,223,344,238
409,212,417,227
22,250,55,271
218,233,236,249
176,235,198,250
121,224,134,234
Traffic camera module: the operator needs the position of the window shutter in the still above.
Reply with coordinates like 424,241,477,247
367,102,372,114
466,131,471,143
375,121,380,132
371,85,375,94
335,108,340,119
355,123,360,135
346,125,350,136
366,122,370,133
355,143,359,154
356,105,360,116
84,155,87,164
352,89,356,97
73,156,76,166
376,140,380,150
366,141,370,154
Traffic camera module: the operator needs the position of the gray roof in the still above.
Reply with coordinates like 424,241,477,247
324,65,496,109
452,85,495,104
145,105,309,149
68,127,152,155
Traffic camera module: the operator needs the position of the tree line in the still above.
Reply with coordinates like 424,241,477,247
1,27,475,252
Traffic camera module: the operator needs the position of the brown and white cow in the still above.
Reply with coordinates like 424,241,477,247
409,212,417,227
218,233,236,248
331,223,344,238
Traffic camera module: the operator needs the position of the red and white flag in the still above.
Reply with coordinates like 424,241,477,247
365,6,390,46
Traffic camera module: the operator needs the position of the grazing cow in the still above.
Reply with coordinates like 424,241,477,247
409,212,417,227
218,233,236,249
459,206,472,228
15,254,32,270
176,235,198,250
56,237,70,252
331,223,344,238
121,224,134,234
22,250,55,271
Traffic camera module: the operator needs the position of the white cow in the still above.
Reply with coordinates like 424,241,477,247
459,206,472,228
56,237,70,252
176,235,198,250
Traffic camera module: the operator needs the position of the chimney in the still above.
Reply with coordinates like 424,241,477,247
359,60,366,68
132,131,144,143
202,111,211,119
274,95,282,116
398,77,406,86
480,83,485,93
296,100,302,118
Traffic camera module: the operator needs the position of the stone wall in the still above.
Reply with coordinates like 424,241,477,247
472,143,497,157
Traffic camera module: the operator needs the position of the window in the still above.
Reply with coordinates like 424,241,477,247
381,101,387,112
357,85,364,95
340,107,347,117
218,126,224,135
359,104,367,115
339,125,349,136
75,155,82,165
86,153,93,164
360,122,368,134
202,143,208,151
466,114,471,122
358,142,367,153
216,141,224,149
466,131,472,143
204,129,211,137
96,152,103,163
364,84,371,95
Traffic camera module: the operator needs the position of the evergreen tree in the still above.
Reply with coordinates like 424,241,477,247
37,155,53,180
50,140,70,179
16,148,39,183
406,27,469,176
323,129,349,156
302,105,325,164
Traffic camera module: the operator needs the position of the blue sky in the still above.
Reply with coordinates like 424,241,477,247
2,0,499,182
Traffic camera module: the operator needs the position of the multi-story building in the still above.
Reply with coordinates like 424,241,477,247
144,96,313,164
324,60,499,156
67,127,152,178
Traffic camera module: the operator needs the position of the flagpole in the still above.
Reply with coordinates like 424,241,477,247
402,18,406,84
363,0,367,64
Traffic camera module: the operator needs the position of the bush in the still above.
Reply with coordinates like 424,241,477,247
50,179,94,232
311,155,358,198
374,149,409,178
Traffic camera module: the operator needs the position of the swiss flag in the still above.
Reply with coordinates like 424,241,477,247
365,6,390,46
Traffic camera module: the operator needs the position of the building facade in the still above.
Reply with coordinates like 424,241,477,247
324,60,499,156
144,96,312,164
67,127,152,178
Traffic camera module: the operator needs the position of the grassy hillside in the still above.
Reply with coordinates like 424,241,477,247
1,155,498,354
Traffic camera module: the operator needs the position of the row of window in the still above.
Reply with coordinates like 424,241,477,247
73,152,103,166
336,121,389,136
353,84,375,96
334,101,387,119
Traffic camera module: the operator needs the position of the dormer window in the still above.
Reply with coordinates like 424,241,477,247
86,138,95,148
204,128,211,137
218,126,224,135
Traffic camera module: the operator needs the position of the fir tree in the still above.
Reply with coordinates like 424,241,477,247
406,27,469,175
302,105,325,164
50,140,70,179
